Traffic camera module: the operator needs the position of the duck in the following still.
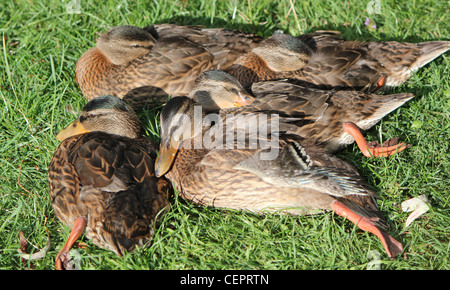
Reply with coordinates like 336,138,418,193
75,25,263,106
226,31,450,91
187,70,413,157
250,79,414,157
48,95,171,270
143,23,263,70
154,95,404,258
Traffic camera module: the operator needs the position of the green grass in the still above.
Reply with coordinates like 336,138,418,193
0,0,448,270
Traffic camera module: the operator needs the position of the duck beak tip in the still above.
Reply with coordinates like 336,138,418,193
154,142,179,177
56,120,88,141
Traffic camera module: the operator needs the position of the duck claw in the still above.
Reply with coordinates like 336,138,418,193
56,250,78,270
55,251,68,270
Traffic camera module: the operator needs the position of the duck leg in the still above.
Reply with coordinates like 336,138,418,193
331,200,403,258
343,122,410,157
55,217,86,270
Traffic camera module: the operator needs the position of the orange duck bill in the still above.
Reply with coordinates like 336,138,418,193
56,121,89,141
155,140,180,178
233,91,255,107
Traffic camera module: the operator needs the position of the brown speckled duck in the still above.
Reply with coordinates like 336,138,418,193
48,95,170,270
143,23,263,69
250,79,414,157
154,94,404,258
227,31,450,91
75,25,262,105
188,70,413,157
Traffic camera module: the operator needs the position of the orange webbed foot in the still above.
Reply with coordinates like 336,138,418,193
343,122,410,158
365,137,411,157
55,217,86,270
331,200,403,259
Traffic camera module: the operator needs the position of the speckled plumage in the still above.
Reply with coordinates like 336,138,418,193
75,25,263,105
49,133,170,256
48,96,170,269
186,70,413,157
250,80,414,153
144,24,264,69
156,96,404,257
227,31,450,91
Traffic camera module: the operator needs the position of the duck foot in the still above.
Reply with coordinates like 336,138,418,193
55,217,86,270
331,200,403,258
343,122,410,157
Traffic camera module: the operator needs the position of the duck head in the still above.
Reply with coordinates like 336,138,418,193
155,70,255,176
56,95,142,141
189,70,255,111
252,33,312,72
97,25,156,66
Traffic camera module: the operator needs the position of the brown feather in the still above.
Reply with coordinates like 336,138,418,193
49,132,170,255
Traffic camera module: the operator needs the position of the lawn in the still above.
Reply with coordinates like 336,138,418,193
0,0,448,270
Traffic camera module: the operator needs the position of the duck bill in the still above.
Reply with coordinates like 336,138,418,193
56,120,89,141
234,93,255,107
155,140,180,177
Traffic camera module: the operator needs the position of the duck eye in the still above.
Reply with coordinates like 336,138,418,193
85,113,101,120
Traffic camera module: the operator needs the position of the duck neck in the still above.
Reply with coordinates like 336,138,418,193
75,47,121,100
226,53,276,89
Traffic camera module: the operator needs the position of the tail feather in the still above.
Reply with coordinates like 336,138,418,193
329,91,414,130
412,41,450,72
356,92,414,130
368,40,449,87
